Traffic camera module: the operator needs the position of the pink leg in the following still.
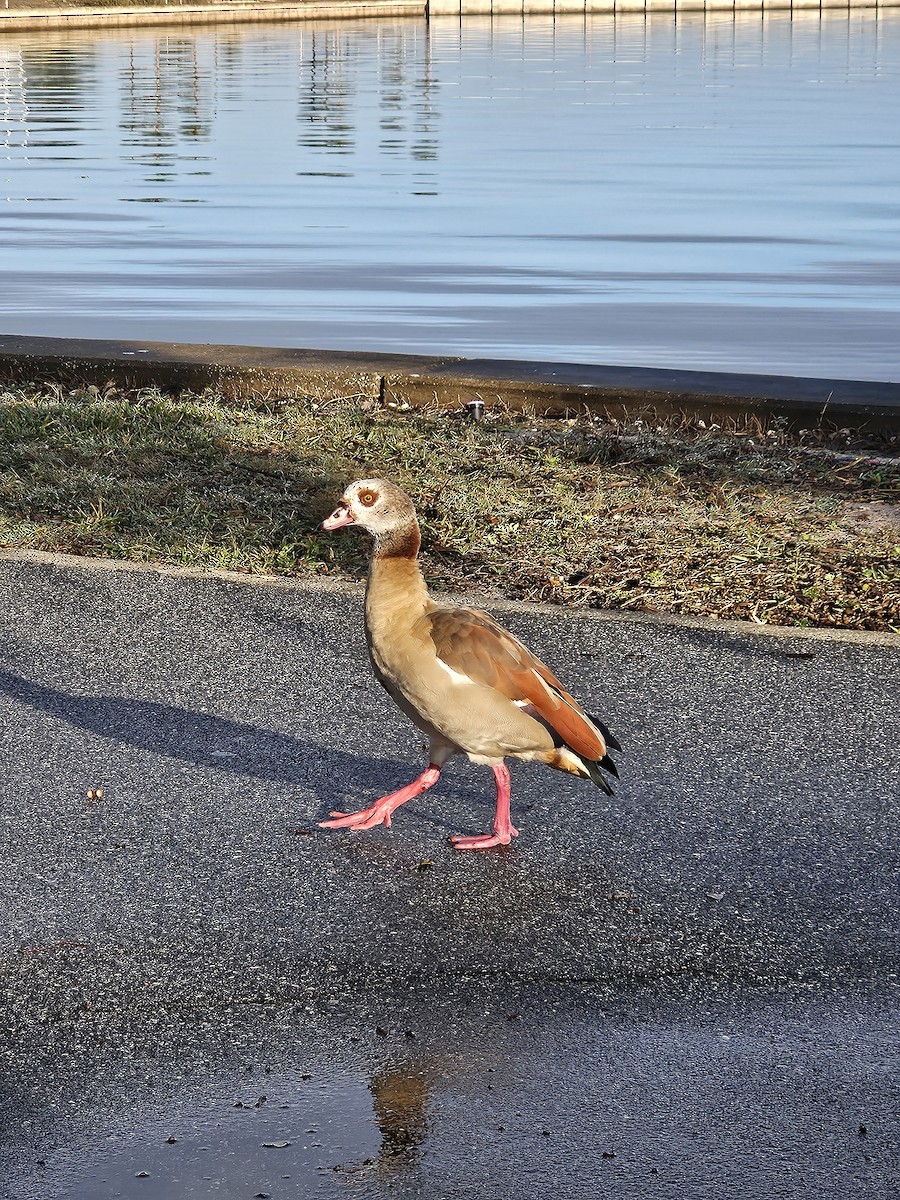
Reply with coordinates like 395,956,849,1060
319,764,441,833
450,763,519,851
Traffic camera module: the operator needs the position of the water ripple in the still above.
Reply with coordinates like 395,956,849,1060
0,12,898,380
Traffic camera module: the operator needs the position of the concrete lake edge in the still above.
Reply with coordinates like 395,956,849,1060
1,334,898,434
0,0,897,29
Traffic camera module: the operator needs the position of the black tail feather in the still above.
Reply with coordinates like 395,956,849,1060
579,716,621,793
580,755,615,795
533,707,622,792
598,752,619,779
590,715,622,753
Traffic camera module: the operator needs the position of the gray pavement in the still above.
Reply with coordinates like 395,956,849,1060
0,552,897,1199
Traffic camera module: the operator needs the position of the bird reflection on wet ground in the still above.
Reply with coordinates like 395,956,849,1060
329,1059,436,1182
24,1021,450,1198
9,982,899,1200
368,1061,434,1177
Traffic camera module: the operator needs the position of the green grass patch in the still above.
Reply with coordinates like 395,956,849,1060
1,380,897,631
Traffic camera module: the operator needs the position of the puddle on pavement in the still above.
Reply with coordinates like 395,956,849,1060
13,986,899,1200
49,1057,448,1198
60,1070,377,1197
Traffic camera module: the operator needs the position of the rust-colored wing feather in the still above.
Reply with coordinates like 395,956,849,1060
419,607,606,761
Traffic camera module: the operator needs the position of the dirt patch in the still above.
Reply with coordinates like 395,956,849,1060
841,501,900,533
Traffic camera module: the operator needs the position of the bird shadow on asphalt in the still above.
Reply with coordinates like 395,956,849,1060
0,663,488,819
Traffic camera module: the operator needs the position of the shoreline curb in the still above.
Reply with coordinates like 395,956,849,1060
0,0,894,28
1,334,898,433
3,547,897,649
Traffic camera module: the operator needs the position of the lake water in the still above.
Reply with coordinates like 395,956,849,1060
1,12,898,380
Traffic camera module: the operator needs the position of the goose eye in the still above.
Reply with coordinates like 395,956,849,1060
359,490,378,508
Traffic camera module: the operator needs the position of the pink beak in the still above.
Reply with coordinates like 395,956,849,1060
322,503,355,531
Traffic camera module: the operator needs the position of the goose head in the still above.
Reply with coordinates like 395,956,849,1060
322,479,418,541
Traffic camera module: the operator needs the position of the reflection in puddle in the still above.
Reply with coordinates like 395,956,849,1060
370,1061,432,1175
54,1048,444,1196
10,986,899,1200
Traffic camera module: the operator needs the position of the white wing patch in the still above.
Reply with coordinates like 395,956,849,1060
436,658,475,686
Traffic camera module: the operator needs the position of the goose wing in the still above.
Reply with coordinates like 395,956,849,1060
418,607,607,762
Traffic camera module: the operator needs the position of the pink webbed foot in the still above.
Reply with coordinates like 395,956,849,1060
450,824,519,851
449,762,519,851
319,765,441,834
319,801,399,831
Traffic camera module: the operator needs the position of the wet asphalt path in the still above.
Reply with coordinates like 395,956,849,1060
0,553,897,1199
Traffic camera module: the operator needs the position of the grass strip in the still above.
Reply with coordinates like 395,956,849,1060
1,380,897,631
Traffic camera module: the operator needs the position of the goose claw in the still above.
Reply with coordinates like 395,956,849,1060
319,803,393,831
450,824,519,851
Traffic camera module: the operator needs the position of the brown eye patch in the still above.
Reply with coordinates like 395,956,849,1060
358,489,378,507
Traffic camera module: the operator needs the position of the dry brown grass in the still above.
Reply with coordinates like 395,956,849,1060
0,380,897,630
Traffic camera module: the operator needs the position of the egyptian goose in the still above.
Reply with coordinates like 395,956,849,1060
319,479,620,850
